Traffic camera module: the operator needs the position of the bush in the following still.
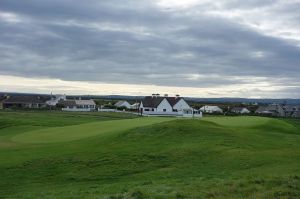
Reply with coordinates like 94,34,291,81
116,106,128,111
103,104,117,109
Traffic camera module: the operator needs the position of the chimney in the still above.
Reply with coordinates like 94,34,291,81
175,94,180,98
152,94,155,98
164,94,168,97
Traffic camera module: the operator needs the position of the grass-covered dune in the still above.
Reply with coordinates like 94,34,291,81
0,111,300,198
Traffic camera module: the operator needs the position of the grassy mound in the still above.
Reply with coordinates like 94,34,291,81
202,116,272,127
12,117,175,143
0,113,299,198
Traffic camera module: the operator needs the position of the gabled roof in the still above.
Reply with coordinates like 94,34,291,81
256,104,283,113
75,99,95,106
0,95,6,102
58,100,77,107
141,96,183,108
200,105,222,109
141,96,165,108
283,105,300,112
231,107,248,112
59,99,95,107
166,97,182,107
3,95,50,104
115,100,129,107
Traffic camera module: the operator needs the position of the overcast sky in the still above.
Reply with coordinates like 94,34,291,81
0,0,300,98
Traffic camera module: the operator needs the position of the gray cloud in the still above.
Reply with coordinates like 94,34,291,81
0,0,300,96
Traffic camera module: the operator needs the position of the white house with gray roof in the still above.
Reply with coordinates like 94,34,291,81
200,105,223,113
283,105,300,118
61,99,96,112
255,104,285,117
139,94,202,117
114,100,131,109
231,107,250,114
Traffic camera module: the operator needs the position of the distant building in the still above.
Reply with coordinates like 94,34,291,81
282,105,300,118
200,105,223,113
2,95,50,109
139,94,202,117
60,99,96,112
115,101,131,109
294,112,300,118
130,102,140,110
231,107,250,114
0,95,7,109
46,94,67,106
255,104,285,117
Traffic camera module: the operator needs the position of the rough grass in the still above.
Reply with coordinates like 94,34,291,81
0,113,299,199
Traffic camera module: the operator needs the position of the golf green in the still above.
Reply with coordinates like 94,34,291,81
12,117,176,143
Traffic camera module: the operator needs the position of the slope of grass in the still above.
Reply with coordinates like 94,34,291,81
0,110,138,128
202,116,272,127
12,117,175,143
0,113,299,198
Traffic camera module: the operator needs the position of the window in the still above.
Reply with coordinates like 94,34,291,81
163,109,166,112
145,108,149,111
152,108,154,111
173,109,178,112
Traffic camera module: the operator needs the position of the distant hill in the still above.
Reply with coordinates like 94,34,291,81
185,97,300,105
1,92,300,105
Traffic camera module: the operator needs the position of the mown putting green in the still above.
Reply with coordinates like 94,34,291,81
12,117,175,143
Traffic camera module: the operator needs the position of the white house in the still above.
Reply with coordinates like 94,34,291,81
46,94,67,106
200,105,223,113
115,101,131,109
61,99,96,112
139,95,202,117
231,107,250,114
130,102,140,110
255,104,285,117
283,105,300,118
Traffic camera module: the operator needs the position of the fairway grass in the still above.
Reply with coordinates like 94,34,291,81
12,117,176,143
203,116,273,127
1,113,300,198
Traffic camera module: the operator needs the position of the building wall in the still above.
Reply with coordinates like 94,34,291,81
156,98,173,112
77,105,95,109
139,102,144,109
139,97,200,117
200,106,223,113
241,108,250,114
278,106,285,117
62,107,94,112
173,99,190,111
293,112,300,118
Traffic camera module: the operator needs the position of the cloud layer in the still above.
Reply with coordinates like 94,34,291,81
0,0,300,97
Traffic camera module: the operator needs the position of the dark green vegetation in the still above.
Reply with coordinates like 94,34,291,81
0,110,138,128
0,112,300,199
